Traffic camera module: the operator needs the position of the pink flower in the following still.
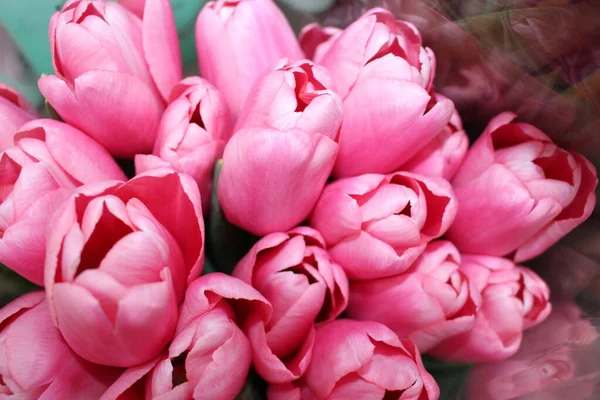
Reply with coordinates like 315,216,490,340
135,77,232,213
0,84,38,151
431,255,551,363
101,273,272,400
347,241,480,352
311,8,453,177
235,59,343,139
0,119,125,285
233,227,349,383
403,93,469,180
218,124,338,236
269,320,440,400
0,292,121,398
299,24,342,64
119,0,145,17
195,0,304,119
44,169,205,367
38,0,182,157
447,112,598,262
310,172,457,280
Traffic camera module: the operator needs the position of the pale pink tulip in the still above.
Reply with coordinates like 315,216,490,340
135,77,232,213
311,8,453,177
38,0,181,157
0,292,122,399
44,169,204,367
310,172,457,280
235,59,342,139
196,0,304,119
233,227,349,383
403,93,469,180
299,24,342,64
0,84,38,151
101,273,272,400
218,126,338,236
447,112,598,262
347,241,480,352
0,119,125,285
269,319,440,400
431,255,551,363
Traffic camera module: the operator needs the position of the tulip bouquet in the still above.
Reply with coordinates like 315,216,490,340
0,0,597,399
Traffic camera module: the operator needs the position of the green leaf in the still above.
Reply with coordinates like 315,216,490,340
207,159,259,275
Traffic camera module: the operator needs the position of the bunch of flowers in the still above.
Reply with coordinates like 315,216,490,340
0,0,597,399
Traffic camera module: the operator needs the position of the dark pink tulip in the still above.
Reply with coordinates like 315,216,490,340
310,172,457,280
39,0,182,157
45,169,204,367
101,273,272,400
0,84,38,151
447,112,598,262
0,119,125,285
312,8,453,177
403,93,469,180
233,227,349,383
348,241,480,353
0,292,122,398
195,0,304,119
135,77,232,213
269,320,440,400
235,59,343,140
431,255,551,363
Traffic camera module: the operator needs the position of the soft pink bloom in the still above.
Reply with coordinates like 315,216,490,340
0,119,125,285
218,125,338,236
0,84,38,152
195,0,304,119
38,0,182,157
233,227,349,383
347,241,480,352
403,93,469,180
431,255,552,363
269,319,440,400
0,292,121,398
101,273,271,400
44,169,205,367
235,59,342,139
447,112,598,262
310,172,457,280
135,77,232,213
119,0,145,17
467,302,599,400
311,8,453,177
299,24,342,65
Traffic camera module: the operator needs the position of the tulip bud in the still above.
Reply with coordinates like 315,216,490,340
447,112,598,262
310,172,457,280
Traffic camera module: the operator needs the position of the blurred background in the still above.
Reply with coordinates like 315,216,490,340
2,0,600,398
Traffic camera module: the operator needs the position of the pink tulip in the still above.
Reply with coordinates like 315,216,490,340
0,292,122,398
347,241,480,353
431,255,551,363
196,0,304,119
269,319,440,400
101,273,272,400
467,302,599,400
403,93,469,180
44,168,205,367
311,8,453,177
218,125,338,236
38,0,182,157
135,77,232,213
0,119,125,285
299,24,342,64
447,112,598,262
119,0,145,17
310,172,457,280
0,84,38,151
235,59,343,139
233,227,349,383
